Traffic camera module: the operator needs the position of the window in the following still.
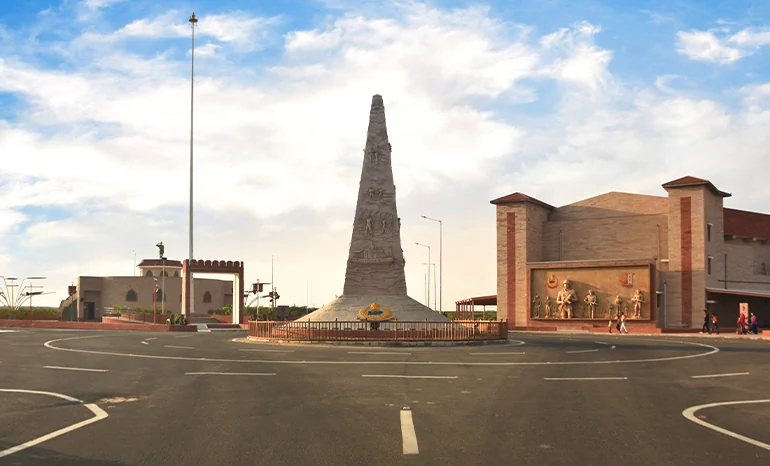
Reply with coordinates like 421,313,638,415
707,223,712,242
125,289,138,302
160,271,168,277
145,270,153,277
173,271,179,277
708,257,712,275
203,291,212,303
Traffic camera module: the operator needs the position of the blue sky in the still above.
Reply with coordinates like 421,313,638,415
0,0,768,308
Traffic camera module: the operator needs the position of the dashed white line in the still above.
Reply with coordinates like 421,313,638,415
43,366,108,373
185,372,276,376
400,409,419,455
682,400,770,451
0,389,108,459
469,352,525,355
141,341,149,345
239,349,294,353
164,345,194,350
349,351,411,355
363,375,458,379
691,372,750,379
566,349,600,354
544,377,628,381
145,337,157,341
594,341,610,346
610,345,616,349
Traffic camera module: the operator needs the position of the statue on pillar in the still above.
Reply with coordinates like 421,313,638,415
556,280,578,319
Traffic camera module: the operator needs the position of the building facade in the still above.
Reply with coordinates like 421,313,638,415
492,176,770,329
61,259,235,321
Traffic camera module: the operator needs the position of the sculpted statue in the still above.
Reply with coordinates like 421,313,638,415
381,213,393,234
365,217,373,236
584,290,598,319
544,296,553,318
632,290,644,318
614,296,622,313
532,294,542,317
556,280,578,319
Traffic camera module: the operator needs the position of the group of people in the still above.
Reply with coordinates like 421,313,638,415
702,310,761,335
608,312,629,334
736,311,760,335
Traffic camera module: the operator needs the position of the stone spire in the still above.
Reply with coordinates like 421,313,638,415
343,95,407,295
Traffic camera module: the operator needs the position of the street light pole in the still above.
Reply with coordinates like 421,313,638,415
421,215,442,313
415,242,430,309
423,263,436,310
188,12,198,315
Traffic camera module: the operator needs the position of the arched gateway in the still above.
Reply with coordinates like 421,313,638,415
182,259,244,325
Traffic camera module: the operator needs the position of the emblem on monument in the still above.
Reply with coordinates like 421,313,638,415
357,302,394,321
619,273,635,287
547,274,558,289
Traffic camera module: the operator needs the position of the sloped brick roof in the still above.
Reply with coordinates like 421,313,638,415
724,208,770,240
490,192,555,210
137,259,183,268
662,176,731,197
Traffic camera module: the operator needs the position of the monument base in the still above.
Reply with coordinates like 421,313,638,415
295,294,449,322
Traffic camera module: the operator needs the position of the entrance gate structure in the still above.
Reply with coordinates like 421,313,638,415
182,259,244,325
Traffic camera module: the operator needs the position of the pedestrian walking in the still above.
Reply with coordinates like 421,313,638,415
701,309,711,334
619,312,629,334
737,312,747,335
750,313,759,334
711,313,719,335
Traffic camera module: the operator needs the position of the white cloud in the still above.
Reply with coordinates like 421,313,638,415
676,30,744,64
81,0,125,9
728,27,770,47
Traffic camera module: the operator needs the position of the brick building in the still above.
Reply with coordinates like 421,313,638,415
489,176,770,330
60,259,236,321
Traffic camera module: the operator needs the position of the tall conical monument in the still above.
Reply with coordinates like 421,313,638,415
297,95,448,322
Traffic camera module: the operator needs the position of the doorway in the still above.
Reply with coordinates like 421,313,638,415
85,302,96,321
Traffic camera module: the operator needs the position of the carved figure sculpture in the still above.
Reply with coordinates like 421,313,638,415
381,214,393,234
556,280,578,319
631,290,644,319
544,296,553,318
614,296,622,313
584,290,598,319
365,217,373,236
368,148,379,163
532,294,542,317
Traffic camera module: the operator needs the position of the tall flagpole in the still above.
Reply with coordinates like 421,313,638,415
188,12,198,314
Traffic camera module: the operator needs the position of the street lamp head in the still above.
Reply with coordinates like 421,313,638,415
189,12,198,24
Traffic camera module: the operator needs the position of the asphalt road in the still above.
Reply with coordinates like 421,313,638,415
1,328,769,465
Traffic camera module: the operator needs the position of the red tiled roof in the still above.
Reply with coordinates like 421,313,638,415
724,208,770,240
137,259,183,268
490,192,555,210
662,176,731,197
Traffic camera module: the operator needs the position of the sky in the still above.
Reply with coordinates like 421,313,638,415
1,0,769,310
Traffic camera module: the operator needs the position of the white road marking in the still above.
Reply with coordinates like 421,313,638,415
363,375,457,379
43,336,720,367
682,400,770,451
594,341,610,346
469,352,525,355
400,410,419,455
239,349,294,353
141,341,149,345
145,337,157,341
164,345,194,349
691,372,750,379
43,366,108,373
566,349,600,354
0,389,108,459
508,340,526,346
544,377,628,381
0,330,16,333
349,351,411,355
185,372,276,376
610,346,616,349
174,334,195,338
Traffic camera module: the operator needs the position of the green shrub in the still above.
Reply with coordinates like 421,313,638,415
0,309,59,320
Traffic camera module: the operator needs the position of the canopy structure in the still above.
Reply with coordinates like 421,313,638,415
455,295,497,320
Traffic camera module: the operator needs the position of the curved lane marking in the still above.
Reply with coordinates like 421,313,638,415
0,389,109,458
43,335,719,366
682,400,770,451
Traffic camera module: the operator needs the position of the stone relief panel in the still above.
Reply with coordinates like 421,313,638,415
529,265,652,320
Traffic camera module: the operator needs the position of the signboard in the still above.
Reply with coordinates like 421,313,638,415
739,303,749,320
